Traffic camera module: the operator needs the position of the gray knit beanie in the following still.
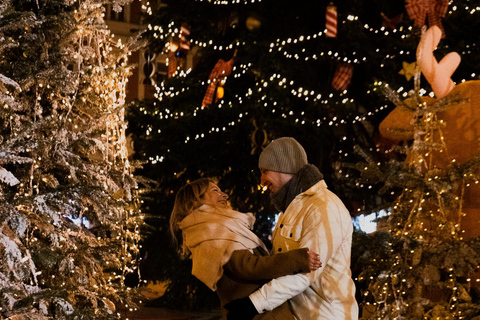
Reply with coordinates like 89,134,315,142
258,137,308,174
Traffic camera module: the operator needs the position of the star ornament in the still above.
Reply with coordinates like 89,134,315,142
399,61,417,81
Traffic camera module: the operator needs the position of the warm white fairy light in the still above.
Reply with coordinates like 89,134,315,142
359,72,480,316
150,66,392,147
153,63,249,102
274,45,366,64
144,13,480,300
270,30,324,48
145,80,391,166
363,24,412,37
143,21,476,141
0,0,146,316
141,0,153,15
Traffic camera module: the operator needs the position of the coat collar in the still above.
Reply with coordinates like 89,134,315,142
297,179,328,197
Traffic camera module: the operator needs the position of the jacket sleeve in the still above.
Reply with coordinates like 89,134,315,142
249,273,311,313
223,247,310,281
250,195,351,313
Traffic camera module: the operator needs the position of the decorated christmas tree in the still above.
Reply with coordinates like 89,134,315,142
0,0,141,317
127,0,480,312
354,25,480,319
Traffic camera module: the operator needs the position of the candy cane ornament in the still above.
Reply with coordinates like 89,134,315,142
325,2,337,38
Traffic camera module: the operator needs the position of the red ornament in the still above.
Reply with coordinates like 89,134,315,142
179,24,191,51
325,2,337,38
167,51,178,78
405,0,449,35
202,52,236,107
331,63,354,91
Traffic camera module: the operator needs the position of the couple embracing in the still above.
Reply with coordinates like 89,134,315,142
170,137,358,320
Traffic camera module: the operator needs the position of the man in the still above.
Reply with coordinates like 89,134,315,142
225,137,358,320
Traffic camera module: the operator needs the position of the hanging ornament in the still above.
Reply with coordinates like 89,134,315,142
325,2,337,38
167,50,178,78
169,38,179,53
179,24,191,51
166,35,180,78
202,51,237,107
331,63,353,91
216,84,225,100
405,0,449,36
250,119,268,155
398,61,417,81
246,15,261,31
165,23,190,78
142,51,156,85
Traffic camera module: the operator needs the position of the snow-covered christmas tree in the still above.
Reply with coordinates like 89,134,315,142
0,0,142,318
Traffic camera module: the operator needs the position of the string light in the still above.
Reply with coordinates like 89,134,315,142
1,0,145,316
141,1,480,314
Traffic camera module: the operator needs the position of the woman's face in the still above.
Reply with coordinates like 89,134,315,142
202,182,229,208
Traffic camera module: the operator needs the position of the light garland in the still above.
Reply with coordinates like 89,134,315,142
273,45,366,64
363,24,413,38
449,4,480,14
144,0,480,204
144,92,391,168
356,73,480,317
153,63,250,101
151,78,390,128
147,13,479,80
0,0,144,316
147,72,394,155
141,2,480,299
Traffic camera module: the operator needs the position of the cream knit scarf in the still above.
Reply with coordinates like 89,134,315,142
178,205,267,291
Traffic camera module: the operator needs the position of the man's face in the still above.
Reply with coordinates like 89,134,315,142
260,169,294,194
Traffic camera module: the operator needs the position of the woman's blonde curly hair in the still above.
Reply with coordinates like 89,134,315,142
169,178,215,249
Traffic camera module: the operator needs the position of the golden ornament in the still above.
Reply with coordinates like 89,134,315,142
398,61,417,81
246,16,261,31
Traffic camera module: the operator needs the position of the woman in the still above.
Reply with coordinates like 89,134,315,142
170,178,321,320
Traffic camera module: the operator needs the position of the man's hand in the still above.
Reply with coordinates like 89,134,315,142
307,250,322,271
224,297,258,320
